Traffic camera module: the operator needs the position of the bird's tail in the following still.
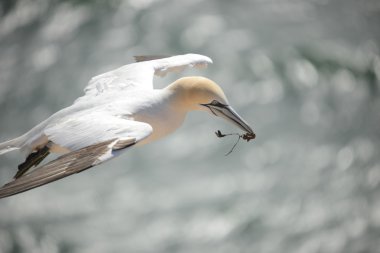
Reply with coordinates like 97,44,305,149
0,136,24,155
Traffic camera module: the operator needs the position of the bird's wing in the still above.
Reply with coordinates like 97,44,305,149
0,139,131,198
84,54,212,96
44,112,152,151
0,115,152,198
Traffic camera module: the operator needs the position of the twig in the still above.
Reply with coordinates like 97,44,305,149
215,130,255,156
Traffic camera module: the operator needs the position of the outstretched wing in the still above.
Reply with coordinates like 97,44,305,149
0,139,131,198
0,114,153,198
84,53,212,96
44,112,152,151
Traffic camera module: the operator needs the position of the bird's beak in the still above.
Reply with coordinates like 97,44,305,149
202,103,254,134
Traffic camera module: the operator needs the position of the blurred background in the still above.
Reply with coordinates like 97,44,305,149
0,0,380,252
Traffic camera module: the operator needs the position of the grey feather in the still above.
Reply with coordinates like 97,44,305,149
0,139,134,199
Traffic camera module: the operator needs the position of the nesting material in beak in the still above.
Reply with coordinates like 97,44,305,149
201,100,255,135
201,100,256,155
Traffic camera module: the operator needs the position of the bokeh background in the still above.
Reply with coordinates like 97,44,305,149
0,0,380,252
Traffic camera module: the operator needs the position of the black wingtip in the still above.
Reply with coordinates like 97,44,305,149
133,55,170,62
0,139,117,199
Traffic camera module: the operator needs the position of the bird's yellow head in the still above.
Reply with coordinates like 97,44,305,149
168,76,254,134
169,76,228,110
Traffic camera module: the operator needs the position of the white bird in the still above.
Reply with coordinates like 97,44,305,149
0,54,254,198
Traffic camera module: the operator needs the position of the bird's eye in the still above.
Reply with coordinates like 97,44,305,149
200,100,226,108
211,100,219,106
210,100,227,107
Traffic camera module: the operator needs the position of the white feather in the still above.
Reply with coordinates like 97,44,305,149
84,54,212,95
44,112,152,151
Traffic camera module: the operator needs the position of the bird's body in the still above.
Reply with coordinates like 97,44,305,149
0,54,255,198
18,88,180,153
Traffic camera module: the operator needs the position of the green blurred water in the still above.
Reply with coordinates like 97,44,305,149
0,0,380,252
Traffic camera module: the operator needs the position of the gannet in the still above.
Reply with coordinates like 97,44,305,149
0,54,254,198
